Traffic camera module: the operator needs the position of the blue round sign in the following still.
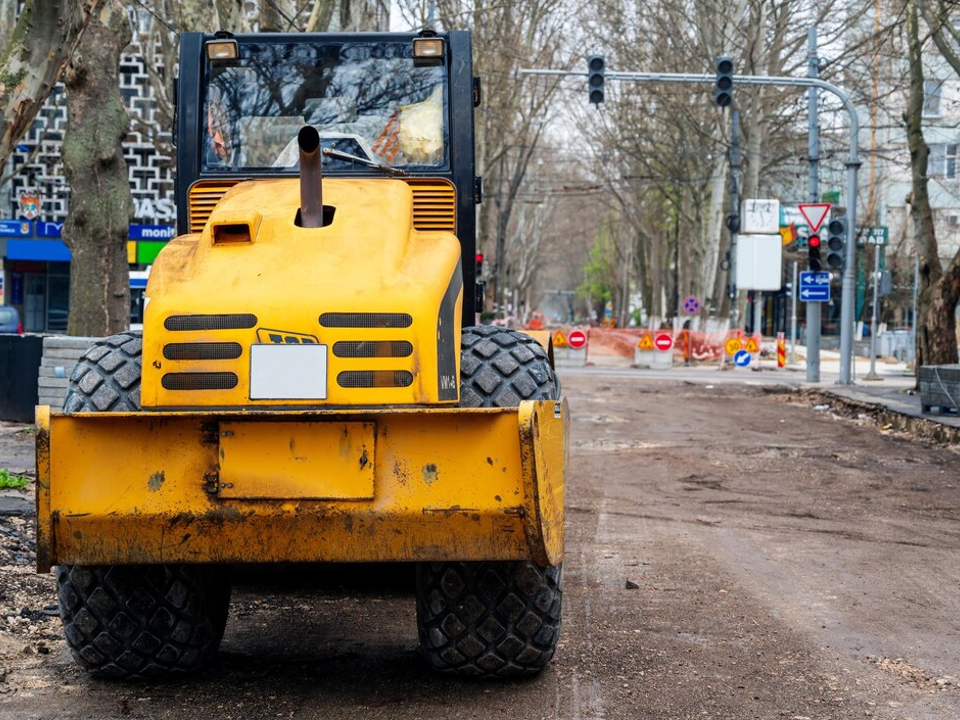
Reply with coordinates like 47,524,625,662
734,349,751,367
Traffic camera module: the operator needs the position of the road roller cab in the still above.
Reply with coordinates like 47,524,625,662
36,30,567,680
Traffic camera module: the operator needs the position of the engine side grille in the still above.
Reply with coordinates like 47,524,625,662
319,313,412,329
333,341,413,358
188,180,240,233
161,372,239,390
407,179,456,232
188,179,453,234
163,342,243,360
165,314,257,331
337,371,414,389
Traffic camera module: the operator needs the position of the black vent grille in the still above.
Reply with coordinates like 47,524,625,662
333,341,413,358
164,314,257,331
163,342,243,360
161,372,239,390
319,313,412,328
337,371,414,388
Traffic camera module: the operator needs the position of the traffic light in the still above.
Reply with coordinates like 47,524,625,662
826,217,847,271
475,252,484,278
714,56,734,108
808,234,822,271
588,55,605,105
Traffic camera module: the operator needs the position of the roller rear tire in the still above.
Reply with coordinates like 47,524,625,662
58,331,231,679
415,326,563,678
57,565,230,679
416,561,563,677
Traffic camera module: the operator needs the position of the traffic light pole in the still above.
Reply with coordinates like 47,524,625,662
522,63,862,384
729,109,741,330
806,28,821,383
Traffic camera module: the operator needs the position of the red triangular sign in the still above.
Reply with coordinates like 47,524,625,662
798,203,831,233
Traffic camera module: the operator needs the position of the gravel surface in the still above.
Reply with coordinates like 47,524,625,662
0,375,958,719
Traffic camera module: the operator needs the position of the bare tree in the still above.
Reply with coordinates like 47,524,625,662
570,0,861,329
62,0,133,336
0,0,101,169
397,0,574,317
903,0,960,367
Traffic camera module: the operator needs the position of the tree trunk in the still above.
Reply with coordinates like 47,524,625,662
0,0,98,169
214,0,246,31
306,0,338,31
62,0,132,337
704,156,727,312
259,0,292,31
905,0,959,371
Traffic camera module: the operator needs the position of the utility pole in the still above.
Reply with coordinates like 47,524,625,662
729,109,741,329
806,28,821,383
790,260,798,363
865,238,882,379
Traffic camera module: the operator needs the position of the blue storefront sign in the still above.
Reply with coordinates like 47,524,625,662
6,239,71,262
0,219,31,237
129,224,175,240
35,221,64,238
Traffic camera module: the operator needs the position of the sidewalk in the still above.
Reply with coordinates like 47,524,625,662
791,346,960,432
812,377,960,443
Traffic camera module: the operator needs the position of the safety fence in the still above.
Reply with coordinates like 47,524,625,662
551,326,776,367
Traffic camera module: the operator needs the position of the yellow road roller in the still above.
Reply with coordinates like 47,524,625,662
36,29,567,680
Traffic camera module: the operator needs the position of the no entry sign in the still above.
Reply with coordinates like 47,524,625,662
654,333,674,352
568,329,587,350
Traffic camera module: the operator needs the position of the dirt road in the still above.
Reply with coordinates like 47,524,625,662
1,374,958,719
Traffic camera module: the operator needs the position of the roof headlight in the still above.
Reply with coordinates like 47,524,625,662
206,32,239,61
413,37,444,59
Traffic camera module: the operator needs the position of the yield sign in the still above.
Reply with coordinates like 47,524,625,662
798,203,831,233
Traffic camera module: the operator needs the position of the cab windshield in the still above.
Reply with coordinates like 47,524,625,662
203,40,448,172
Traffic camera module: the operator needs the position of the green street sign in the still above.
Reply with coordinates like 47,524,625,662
821,190,841,204
858,226,888,245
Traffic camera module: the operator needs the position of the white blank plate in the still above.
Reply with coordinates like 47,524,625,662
249,344,327,400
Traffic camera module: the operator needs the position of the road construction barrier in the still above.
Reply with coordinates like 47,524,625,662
552,328,589,368
580,327,730,367
634,331,674,369
520,325,771,369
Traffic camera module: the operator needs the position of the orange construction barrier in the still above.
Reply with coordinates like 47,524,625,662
562,327,727,363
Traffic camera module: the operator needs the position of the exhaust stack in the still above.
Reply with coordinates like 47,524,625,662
298,126,323,228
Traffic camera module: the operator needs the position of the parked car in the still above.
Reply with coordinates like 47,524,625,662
0,306,22,334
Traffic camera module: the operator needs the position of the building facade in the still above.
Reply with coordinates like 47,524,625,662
0,10,175,332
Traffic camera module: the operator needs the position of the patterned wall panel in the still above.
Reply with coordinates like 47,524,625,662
2,16,176,226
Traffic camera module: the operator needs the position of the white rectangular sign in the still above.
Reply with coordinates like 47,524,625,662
250,344,327,400
736,234,783,290
741,199,781,234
